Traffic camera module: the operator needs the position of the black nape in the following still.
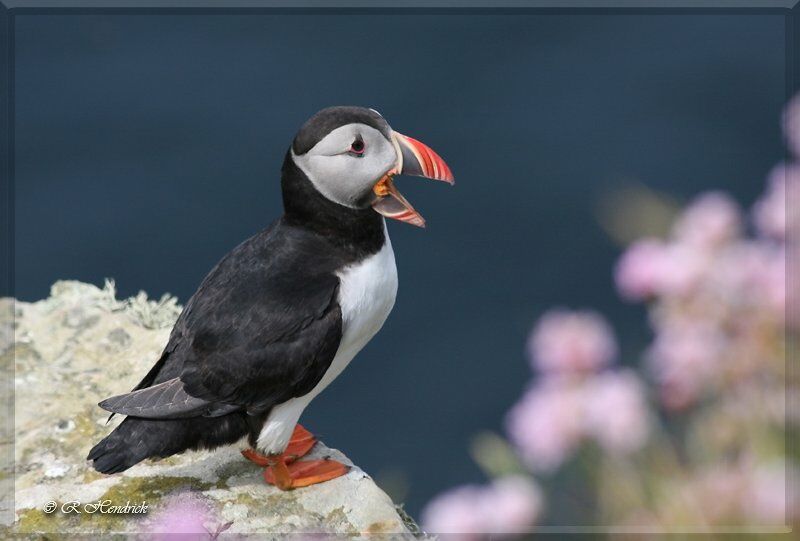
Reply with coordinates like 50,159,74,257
280,152,385,259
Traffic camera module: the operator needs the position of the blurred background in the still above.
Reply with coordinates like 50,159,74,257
11,10,791,527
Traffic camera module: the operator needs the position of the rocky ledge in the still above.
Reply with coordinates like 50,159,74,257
0,281,420,538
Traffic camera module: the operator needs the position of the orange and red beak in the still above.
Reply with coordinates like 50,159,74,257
371,131,454,227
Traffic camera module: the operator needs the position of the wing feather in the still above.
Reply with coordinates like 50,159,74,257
98,378,239,419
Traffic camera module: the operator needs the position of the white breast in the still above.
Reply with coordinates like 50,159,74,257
336,227,399,361
256,224,398,454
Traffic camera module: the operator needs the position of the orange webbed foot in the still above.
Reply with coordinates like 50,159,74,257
241,424,348,489
263,457,350,490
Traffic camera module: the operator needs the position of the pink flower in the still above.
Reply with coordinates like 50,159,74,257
696,465,750,521
753,164,800,240
783,93,800,158
715,242,785,320
583,370,649,455
527,309,618,374
715,241,771,290
420,485,486,537
615,240,708,300
748,461,797,525
646,320,726,410
657,243,709,297
421,476,542,536
145,492,215,540
673,192,741,248
788,245,799,330
484,477,544,534
615,239,669,300
506,379,584,471
759,247,786,320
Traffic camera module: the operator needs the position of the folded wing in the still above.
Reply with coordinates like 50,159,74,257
98,377,239,419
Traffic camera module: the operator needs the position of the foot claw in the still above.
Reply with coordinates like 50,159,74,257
240,448,272,467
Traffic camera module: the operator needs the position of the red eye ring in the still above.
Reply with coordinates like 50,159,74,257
349,138,365,155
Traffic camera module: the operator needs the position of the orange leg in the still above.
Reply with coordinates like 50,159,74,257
241,424,349,490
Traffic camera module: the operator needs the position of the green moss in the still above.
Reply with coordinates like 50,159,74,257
81,469,106,483
15,507,85,537
60,408,113,460
213,459,252,486
0,349,15,372
14,475,217,536
262,493,305,518
154,454,182,466
15,508,52,534
36,437,60,455
73,413,97,439
9,343,42,366
232,491,261,509
19,445,36,467
324,505,357,534
394,504,424,536
99,475,214,503
366,519,398,534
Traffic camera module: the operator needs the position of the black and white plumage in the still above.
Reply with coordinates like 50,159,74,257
88,106,452,474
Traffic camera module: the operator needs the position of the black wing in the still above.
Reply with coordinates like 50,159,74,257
99,220,344,419
99,378,240,419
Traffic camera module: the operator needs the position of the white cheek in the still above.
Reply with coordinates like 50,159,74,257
294,152,395,208
307,154,367,207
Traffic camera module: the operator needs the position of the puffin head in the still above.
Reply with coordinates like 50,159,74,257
289,106,454,227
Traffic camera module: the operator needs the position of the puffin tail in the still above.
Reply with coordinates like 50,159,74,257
87,414,252,474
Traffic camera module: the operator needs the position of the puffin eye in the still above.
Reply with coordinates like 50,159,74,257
349,138,365,156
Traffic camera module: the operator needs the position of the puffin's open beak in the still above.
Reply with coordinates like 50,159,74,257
371,131,454,227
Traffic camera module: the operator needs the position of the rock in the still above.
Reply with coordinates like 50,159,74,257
1,281,421,537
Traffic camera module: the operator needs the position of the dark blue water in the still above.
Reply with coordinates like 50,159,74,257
12,11,786,516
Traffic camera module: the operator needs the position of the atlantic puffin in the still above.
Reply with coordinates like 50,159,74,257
87,106,453,489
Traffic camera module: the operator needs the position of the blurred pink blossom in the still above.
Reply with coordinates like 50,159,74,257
145,492,215,540
485,477,544,534
420,485,486,537
715,241,772,290
672,192,741,248
783,93,800,158
789,245,799,329
748,461,795,525
657,243,710,297
527,309,618,374
615,240,708,300
506,379,584,472
583,370,649,455
421,476,542,537
614,239,668,300
646,320,726,410
753,164,800,240
696,465,749,522
759,246,786,320
713,241,785,321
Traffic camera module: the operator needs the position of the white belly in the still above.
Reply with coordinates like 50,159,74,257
256,225,398,454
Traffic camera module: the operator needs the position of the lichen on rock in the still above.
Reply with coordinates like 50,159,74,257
1,281,417,537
